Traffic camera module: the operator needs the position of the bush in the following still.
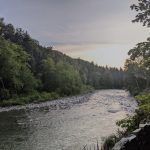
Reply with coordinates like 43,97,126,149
0,89,10,100
80,85,94,93
101,134,119,150
0,91,60,107
116,92,150,134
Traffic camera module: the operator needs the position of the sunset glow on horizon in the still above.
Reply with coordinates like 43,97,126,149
1,0,150,67
55,43,134,68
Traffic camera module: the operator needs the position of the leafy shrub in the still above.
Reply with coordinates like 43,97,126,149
0,89,10,99
0,92,60,107
101,134,119,150
116,92,150,134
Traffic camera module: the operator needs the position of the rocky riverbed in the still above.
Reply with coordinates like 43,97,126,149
0,90,137,150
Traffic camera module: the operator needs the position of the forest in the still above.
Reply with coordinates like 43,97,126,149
1,1,150,150
1,0,150,107
0,18,126,106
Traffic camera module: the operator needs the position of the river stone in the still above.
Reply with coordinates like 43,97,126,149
107,109,120,113
108,103,121,113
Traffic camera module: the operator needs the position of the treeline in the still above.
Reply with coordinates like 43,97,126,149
110,34,150,150
118,0,150,132
0,18,125,104
123,0,150,95
124,38,150,95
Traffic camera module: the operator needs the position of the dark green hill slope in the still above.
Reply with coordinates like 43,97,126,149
0,18,125,105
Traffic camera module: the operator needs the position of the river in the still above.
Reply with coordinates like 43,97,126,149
0,90,137,150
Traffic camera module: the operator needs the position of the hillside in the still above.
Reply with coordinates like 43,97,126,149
0,18,125,106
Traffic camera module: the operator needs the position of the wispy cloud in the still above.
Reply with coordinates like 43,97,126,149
0,0,149,67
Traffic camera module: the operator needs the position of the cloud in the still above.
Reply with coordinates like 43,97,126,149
0,0,149,67
55,43,133,68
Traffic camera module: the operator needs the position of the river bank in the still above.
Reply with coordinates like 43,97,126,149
0,91,93,112
102,90,150,150
0,86,93,108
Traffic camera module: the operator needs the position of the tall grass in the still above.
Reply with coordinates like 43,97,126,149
80,141,100,150
80,130,126,150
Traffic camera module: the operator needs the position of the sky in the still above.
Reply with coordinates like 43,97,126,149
0,0,150,68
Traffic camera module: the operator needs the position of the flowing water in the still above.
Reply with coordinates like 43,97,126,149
0,90,137,150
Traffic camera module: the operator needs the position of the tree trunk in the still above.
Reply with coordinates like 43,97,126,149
135,77,140,90
0,78,5,89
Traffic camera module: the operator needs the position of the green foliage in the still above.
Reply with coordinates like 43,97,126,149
55,61,83,95
101,134,118,150
124,38,150,95
0,37,38,100
116,92,150,134
124,1,150,94
0,92,60,107
135,92,150,105
116,116,138,133
135,92,150,114
116,92,150,133
0,89,10,99
0,17,125,105
107,1,150,148
80,85,94,93
131,0,150,27
41,58,86,95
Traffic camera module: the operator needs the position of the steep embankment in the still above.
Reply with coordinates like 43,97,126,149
103,91,150,150
113,123,150,150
